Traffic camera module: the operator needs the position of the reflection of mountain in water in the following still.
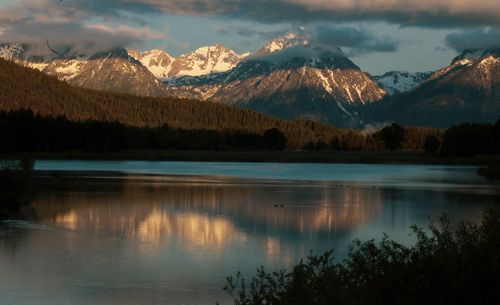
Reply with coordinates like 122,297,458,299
1,176,495,305
31,181,383,252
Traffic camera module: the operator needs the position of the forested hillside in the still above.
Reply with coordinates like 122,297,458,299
0,58,442,152
0,58,334,148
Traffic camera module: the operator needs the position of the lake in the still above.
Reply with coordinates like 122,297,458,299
0,161,498,305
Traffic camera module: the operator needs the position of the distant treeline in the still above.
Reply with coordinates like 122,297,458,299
0,109,290,152
0,108,497,156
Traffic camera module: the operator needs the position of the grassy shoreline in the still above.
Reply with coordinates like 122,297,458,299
2,150,500,165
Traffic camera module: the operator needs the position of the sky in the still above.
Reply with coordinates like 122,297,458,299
0,0,499,75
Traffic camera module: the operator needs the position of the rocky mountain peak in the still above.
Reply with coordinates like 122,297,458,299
247,44,353,71
90,47,139,63
167,44,246,78
255,32,311,56
373,71,432,95
0,43,26,60
451,49,500,65
127,48,174,80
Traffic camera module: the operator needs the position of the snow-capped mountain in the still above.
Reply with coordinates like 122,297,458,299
167,44,248,78
378,49,500,127
0,44,168,96
127,48,174,80
373,71,432,95
50,48,168,96
0,43,25,60
167,33,386,127
255,32,308,56
126,44,248,81
427,49,498,82
0,43,51,71
4,38,498,128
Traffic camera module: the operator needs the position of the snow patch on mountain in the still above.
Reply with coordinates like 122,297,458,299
255,32,309,56
168,44,248,78
374,71,432,95
127,48,174,80
429,50,499,81
25,62,49,71
0,43,25,60
53,60,87,80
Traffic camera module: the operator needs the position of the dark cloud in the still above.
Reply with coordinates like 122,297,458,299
0,0,165,56
313,25,399,54
131,0,500,28
214,25,398,55
1,0,498,55
445,28,500,52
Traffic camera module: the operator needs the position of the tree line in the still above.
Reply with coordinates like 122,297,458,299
0,109,290,152
1,109,498,156
0,109,435,153
0,58,498,155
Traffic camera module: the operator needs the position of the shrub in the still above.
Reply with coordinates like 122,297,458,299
223,209,500,305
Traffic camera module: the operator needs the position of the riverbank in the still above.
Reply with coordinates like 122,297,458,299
2,150,500,165
477,166,500,180
27,161,500,198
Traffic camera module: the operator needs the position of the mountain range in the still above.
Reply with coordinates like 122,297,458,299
0,34,498,128
378,50,500,127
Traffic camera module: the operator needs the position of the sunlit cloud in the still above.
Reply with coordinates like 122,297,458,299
0,0,498,60
0,0,165,55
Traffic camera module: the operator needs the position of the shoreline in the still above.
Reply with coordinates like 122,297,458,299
31,168,500,195
3,150,500,165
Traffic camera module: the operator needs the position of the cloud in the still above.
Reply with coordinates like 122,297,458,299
1,0,499,56
213,25,287,39
445,27,500,52
0,0,166,56
133,0,500,28
313,25,399,54
214,24,398,55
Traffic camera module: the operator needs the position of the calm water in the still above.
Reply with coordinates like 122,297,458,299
1,161,499,305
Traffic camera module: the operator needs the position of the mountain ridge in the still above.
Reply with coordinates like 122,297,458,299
1,39,499,128
165,34,386,127
375,50,500,127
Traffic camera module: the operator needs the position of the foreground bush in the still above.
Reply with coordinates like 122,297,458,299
223,209,500,305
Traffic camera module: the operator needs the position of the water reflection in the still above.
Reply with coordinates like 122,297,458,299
33,182,384,252
137,211,247,251
0,177,496,305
